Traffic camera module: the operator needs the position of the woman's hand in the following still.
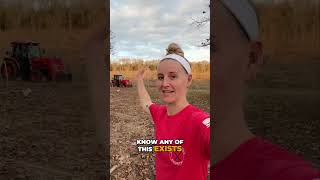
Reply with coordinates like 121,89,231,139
136,68,146,80
136,68,153,118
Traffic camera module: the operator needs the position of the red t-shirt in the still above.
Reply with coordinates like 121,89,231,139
149,103,210,180
211,137,320,180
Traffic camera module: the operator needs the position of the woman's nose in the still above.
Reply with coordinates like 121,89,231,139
161,77,170,87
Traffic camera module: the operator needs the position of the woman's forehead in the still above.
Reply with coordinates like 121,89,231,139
157,60,185,73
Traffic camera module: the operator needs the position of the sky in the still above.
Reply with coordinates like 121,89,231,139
110,0,210,62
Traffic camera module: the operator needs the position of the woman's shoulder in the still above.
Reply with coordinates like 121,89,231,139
188,105,210,125
189,104,209,117
149,103,166,111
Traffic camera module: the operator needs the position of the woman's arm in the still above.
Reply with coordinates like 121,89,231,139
136,69,153,115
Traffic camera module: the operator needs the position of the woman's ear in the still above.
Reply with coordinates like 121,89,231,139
246,41,263,81
187,74,193,88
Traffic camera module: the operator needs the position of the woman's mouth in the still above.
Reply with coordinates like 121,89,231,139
162,90,174,94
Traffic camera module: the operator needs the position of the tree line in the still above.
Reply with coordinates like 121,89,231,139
110,59,210,80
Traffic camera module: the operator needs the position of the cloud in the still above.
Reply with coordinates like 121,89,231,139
111,0,210,62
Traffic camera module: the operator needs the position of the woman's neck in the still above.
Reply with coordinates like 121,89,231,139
212,105,254,165
166,99,189,116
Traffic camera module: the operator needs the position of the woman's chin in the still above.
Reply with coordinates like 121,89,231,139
161,97,176,104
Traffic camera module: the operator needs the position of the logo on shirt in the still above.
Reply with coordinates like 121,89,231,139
202,118,210,128
169,147,185,166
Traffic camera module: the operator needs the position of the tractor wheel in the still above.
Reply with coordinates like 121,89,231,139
0,60,18,81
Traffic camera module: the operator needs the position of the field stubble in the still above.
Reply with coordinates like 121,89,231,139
0,81,105,179
110,80,210,179
111,58,320,179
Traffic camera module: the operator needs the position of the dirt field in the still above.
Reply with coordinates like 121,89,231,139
0,81,106,179
0,58,319,179
246,57,320,168
110,80,210,180
110,58,320,179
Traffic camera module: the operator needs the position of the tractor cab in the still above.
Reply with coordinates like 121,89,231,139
111,74,132,87
114,74,124,81
11,41,43,60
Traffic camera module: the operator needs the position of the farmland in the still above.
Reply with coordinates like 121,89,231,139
110,79,210,179
0,57,319,179
110,57,320,179
246,57,320,167
0,0,319,179
0,81,106,179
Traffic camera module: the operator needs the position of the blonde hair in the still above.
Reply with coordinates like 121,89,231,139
161,42,191,74
166,43,185,57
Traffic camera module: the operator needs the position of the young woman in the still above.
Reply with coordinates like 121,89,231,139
136,43,210,180
212,0,319,179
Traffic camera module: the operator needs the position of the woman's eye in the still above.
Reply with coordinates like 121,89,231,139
158,76,164,80
170,75,177,79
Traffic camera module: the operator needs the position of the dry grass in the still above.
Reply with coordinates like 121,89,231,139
255,1,320,57
110,70,210,81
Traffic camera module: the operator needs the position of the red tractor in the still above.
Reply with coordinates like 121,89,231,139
0,41,72,81
111,74,132,87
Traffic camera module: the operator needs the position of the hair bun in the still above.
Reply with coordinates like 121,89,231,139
166,43,184,57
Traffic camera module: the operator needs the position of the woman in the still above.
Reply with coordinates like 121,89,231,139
212,0,319,179
136,43,210,180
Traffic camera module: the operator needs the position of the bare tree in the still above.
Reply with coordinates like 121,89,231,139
191,3,210,47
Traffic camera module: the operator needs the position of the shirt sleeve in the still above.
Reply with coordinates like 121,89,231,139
149,103,160,124
198,116,210,160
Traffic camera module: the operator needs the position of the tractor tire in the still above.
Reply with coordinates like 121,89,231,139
0,60,18,81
